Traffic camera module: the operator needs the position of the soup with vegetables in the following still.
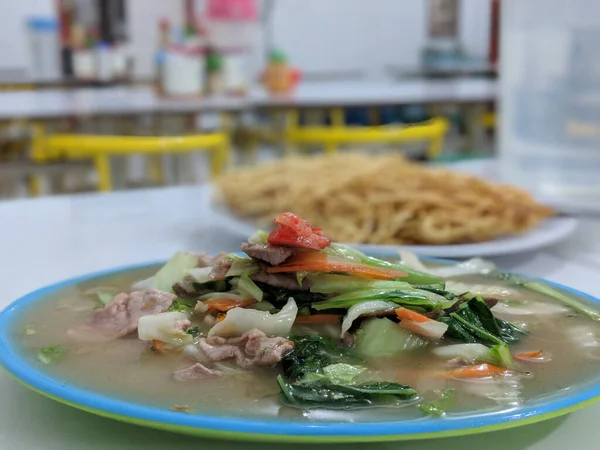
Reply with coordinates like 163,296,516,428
15,213,600,421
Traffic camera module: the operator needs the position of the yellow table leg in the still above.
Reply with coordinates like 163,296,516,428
94,154,113,191
331,108,345,127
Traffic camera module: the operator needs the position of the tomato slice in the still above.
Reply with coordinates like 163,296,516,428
267,212,331,250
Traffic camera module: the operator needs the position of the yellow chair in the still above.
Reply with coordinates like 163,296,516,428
31,129,230,192
285,114,450,159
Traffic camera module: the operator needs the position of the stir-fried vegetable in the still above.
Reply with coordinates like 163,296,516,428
355,317,429,357
433,342,514,368
225,255,259,277
440,297,526,346
277,376,418,407
396,307,448,341
279,335,417,407
168,298,196,313
295,314,342,324
340,300,397,337
208,298,298,337
237,273,263,302
152,252,198,293
326,244,443,285
37,345,65,365
313,287,454,312
419,388,456,416
138,312,193,347
268,251,408,280
445,363,510,379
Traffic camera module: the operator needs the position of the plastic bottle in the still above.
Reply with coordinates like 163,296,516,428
499,0,600,212
27,17,61,81
96,41,112,82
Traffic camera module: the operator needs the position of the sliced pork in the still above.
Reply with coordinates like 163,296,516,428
251,265,309,290
196,329,294,369
69,289,175,340
241,242,295,266
173,363,223,382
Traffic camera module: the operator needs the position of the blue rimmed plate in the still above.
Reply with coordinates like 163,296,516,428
1,261,600,443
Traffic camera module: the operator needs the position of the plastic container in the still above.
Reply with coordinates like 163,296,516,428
499,0,600,212
162,46,205,96
220,48,248,95
96,41,112,82
27,17,61,81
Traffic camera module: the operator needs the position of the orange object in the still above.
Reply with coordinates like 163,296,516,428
516,350,549,362
395,307,431,323
267,251,407,280
204,298,256,312
445,363,509,379
152,339,167,353
294,314,343,324
261,50,301,95
216,313,227,322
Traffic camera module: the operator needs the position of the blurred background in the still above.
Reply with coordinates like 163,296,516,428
0,0,523,199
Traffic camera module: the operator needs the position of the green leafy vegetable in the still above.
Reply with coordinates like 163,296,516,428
225,256,259,277
312,288,453,312
172,277,229,299
248,230,269,245
168,298,196,313
355,317,429,357
442,297,526,346
278,376,417,407
282,335,354,382
153,252,199,293
419,389,456,416
37,345,64,365
323,243,444,286
251,300,277,313
255,282,328,305
315,363,366,384
237,273,263,302
186,326,200,336
523,278,600,322
489,342,514,368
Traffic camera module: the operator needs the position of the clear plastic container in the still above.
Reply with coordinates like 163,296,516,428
27,17,61,81
499,0,600,212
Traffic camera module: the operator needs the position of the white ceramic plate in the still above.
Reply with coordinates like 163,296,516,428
213,159,578,258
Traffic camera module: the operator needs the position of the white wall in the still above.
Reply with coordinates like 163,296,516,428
0,0,55,73
0,0,491,79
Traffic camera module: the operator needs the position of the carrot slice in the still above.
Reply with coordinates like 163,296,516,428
516,350,549,362
268,252,406,280
445,363,509,379
152,339,167,354
204,298,256,312
395,307,431,323
294,314,343,324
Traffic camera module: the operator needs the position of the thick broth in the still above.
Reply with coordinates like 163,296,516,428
13,265,600,422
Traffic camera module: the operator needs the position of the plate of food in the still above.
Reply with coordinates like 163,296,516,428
1,213,600,443
213,154,577,258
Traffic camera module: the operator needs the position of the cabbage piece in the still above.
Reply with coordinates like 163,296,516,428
208,298,298,337
152,252,199,292
399,319,448,341
434,258,497,278
310,274,414,294
248,230,269,245
398,250,435,274
313,287,454,312
340,300,397,337
445,281,518,298
355,317,429,357
187,267,213,283
302,363,366,384
237,273,263,302
433,342,514,368
225,255,259,277
138,311,193,346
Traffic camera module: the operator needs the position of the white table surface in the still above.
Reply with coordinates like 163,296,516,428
1,185,598,450
0,79,497,120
